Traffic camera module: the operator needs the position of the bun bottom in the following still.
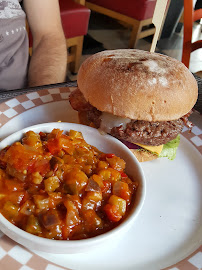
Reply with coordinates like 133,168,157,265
130,149,158,162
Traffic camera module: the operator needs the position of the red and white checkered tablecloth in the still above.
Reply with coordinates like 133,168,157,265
0,86,201,270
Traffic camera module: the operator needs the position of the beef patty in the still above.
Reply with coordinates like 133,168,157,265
69,89,185,146
110,119,183,146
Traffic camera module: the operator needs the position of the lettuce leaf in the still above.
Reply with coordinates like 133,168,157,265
159,135,180,160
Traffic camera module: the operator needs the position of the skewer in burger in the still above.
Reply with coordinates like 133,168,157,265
69,49,198,162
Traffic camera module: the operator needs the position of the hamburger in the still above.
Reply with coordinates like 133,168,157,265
69,49,198,162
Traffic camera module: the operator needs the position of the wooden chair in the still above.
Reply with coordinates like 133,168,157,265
85,0,169,49
182,0,202,68
59,0,90,73
150,0,170,52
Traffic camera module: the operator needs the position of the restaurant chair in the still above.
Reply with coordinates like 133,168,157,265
85,0,169,49
150,0,170,52
182,0,202,68
59,0,90,73
28,0,90,74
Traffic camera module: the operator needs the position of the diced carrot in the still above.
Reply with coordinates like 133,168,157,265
2,143,38,172
103,204,122,222
105,153,115,158
29,158,50,176
47,138,62,155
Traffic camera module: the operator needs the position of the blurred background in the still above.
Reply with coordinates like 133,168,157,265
60,0,201,81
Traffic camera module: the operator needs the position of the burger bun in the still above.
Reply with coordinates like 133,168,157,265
130,149,158,162
77,49,198,122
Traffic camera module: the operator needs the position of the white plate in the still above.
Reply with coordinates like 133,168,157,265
0,87,202,270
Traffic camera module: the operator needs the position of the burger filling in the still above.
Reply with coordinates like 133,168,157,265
69,89,191,160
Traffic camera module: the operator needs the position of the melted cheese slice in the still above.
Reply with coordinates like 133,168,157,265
100,112,131,133
135,143,163,155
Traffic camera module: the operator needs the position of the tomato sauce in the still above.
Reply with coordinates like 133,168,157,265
0,129,138,240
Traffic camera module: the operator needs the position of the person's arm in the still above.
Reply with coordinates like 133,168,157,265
24,0,67,87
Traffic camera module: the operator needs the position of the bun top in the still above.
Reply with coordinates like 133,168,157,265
77,49,198,121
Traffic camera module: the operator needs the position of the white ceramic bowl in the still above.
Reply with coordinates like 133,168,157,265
0,122,146,254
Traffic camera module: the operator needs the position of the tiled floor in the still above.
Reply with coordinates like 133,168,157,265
86,12,202,73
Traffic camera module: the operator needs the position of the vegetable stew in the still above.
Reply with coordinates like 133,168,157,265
0,129,138,240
